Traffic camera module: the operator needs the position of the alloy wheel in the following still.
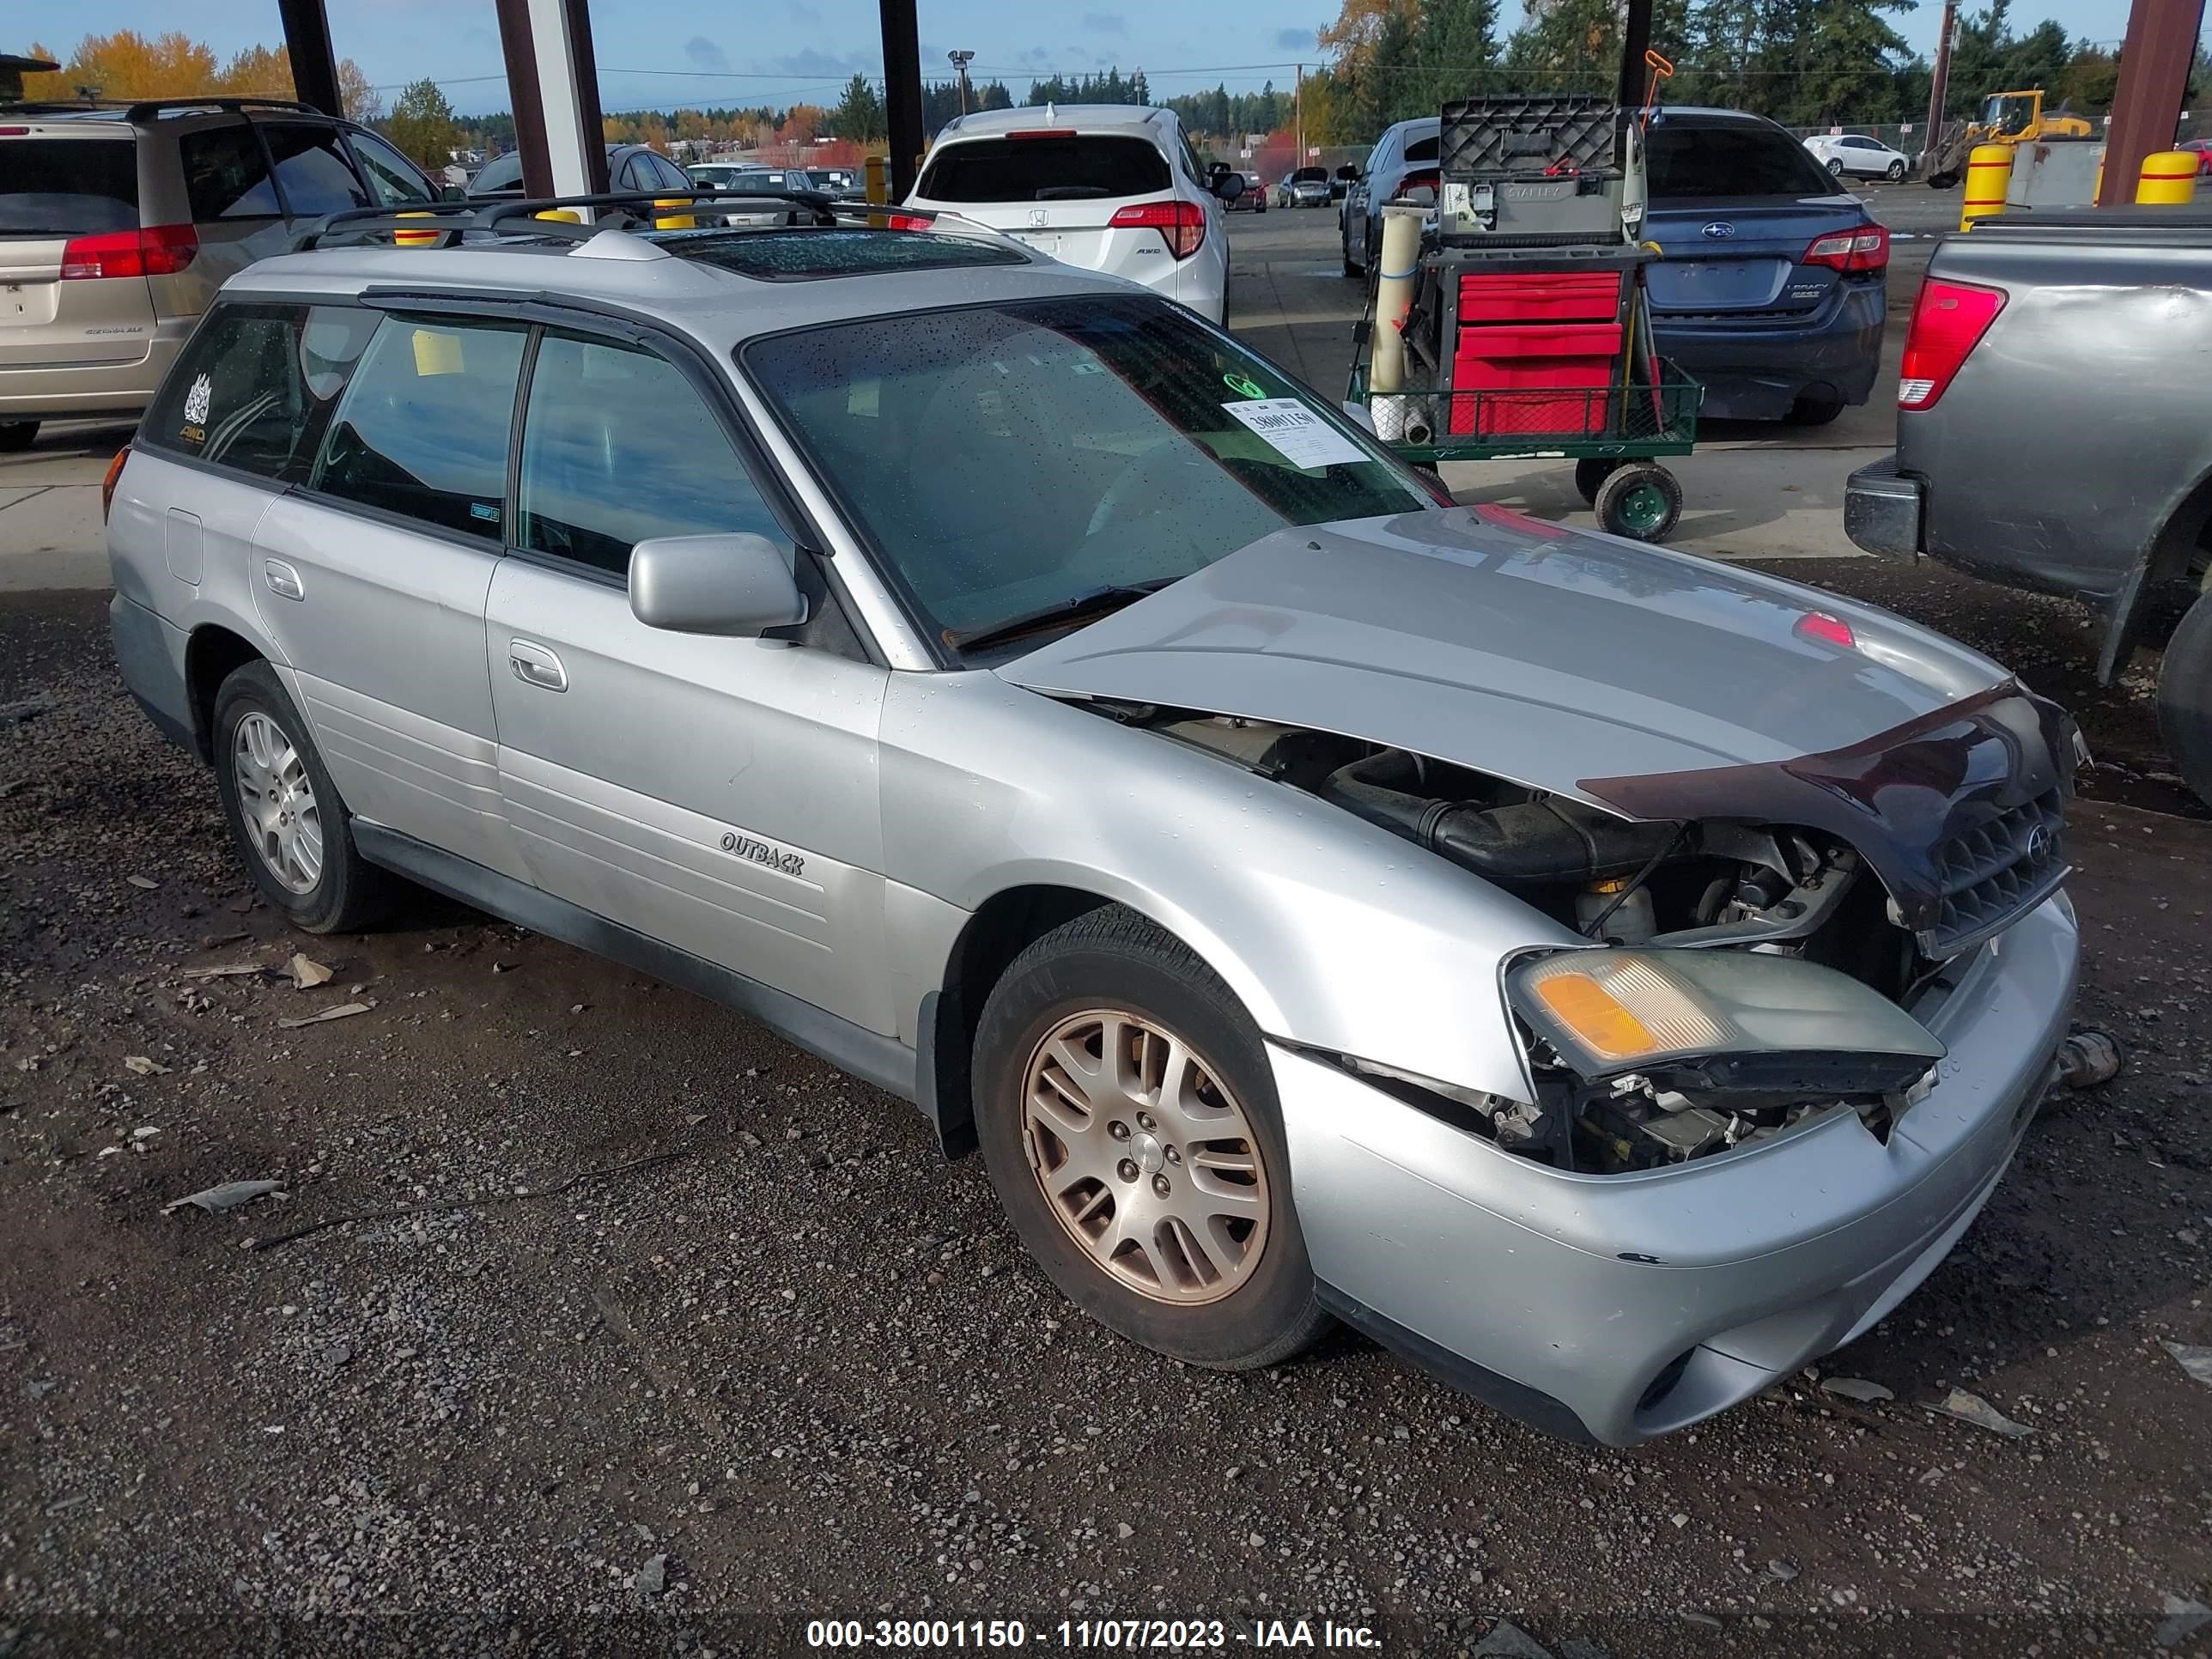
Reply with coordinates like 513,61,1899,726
231,710,324,894
1019,1007,1270,1304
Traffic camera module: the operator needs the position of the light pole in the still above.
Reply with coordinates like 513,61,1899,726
949,49,975,116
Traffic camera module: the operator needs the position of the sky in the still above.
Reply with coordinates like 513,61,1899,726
22,0,2169,117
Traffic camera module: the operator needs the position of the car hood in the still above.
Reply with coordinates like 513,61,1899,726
997,506,2010,807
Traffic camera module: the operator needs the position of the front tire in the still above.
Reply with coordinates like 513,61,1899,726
971,906,1331,1371
2157,587,2212,805
1886,160,1907,181
0,421,37,453
212,660,392,933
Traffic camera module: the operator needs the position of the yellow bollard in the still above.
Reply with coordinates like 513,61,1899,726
1960,143,2014,229
393,210,437,246
865,154,889,206
2136,149,2198,205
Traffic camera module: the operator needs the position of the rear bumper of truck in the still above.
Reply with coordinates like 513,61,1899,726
1844,453,1923,561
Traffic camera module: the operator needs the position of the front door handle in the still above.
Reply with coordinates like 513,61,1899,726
262,558,304,601
507,638,568,693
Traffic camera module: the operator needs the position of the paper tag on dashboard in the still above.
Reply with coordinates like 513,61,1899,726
1221,398,1368,471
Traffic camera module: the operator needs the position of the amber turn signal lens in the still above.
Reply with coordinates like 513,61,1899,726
1530,971,1656,1062
101,447,129,522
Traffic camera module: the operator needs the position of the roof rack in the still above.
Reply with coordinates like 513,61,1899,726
123,96,323,124
289,191,963,254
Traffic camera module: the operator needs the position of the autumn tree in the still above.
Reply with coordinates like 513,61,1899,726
386,78,459,169
24,32,375,118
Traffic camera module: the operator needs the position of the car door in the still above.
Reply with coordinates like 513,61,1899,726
484,325,896,1034
251,307,531,878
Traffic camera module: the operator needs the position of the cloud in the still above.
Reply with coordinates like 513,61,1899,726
1081,11,1127,32
787,0,823,21
684,35,730,71
767,47,880,77
1274,26,1317,50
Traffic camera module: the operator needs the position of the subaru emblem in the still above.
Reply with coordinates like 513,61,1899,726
1701,221,1735,240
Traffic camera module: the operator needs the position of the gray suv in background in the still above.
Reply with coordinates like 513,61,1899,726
106,200,2078,1446
0,97,441,448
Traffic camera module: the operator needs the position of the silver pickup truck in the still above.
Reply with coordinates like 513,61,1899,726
1845,208,2212,801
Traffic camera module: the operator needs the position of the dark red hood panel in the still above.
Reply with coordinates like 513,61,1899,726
1581,684,2075,957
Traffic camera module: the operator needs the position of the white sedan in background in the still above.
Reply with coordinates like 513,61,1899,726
1802,132,1911,182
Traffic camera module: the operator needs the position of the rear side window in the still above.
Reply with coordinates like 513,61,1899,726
918,136,1170,203
182,127,279,220
1649,124,1837,198
518,332,781,576
0,139,139,234
263,125,373,216
472,152,525,193
143,302,377,479
1405,134,1440,163
312,317,527,539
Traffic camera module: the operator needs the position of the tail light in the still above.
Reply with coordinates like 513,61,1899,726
1109,199,1205,259
101,447,130,522
1802,224,1889,274
1397,168,1439,199
1898,276,2006,410
60,223,199,280
885,212,932,230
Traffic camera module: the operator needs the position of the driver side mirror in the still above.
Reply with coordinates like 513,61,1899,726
630,532,808,637
1211,172,1247,200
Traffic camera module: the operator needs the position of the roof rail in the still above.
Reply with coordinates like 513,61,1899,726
124,95,323,123
288,191,972,255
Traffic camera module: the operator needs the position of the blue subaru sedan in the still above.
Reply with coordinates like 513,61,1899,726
1643,108,1888,424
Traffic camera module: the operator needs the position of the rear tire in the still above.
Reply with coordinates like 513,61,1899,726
212,660,393,934
1574,457,1624,506
1928,170,1959,190
0,421,37,453
1594,462,1684,542
1785,391,1846,427
2157,588,2212,806
971,905,1331,1372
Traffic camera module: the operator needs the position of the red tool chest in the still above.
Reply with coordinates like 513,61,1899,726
1455,270,1626,325
1449,322,1623,436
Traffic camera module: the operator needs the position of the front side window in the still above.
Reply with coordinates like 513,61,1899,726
181,126,278,220
518,332,781,576
142,302,376,480
745,296,1427,649
349,131,434,205
312,316,526,538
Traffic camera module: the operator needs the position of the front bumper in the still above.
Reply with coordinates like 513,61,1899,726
1273,892,2078,1446
1844,453,1924,560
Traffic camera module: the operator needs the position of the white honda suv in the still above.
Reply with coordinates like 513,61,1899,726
903,104,1233,324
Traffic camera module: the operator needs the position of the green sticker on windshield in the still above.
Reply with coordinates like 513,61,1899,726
1223,372,1267,399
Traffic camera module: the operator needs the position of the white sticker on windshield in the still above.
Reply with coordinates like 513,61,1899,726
1220,398,1368,471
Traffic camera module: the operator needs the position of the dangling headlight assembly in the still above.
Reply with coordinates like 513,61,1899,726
1506,948,1944,1097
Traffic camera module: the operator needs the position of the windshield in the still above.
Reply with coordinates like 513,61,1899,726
915,135,1170,203
1982,94,2036,134
744,295,1430,653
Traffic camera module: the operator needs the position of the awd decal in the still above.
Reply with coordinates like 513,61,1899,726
719,830,805,878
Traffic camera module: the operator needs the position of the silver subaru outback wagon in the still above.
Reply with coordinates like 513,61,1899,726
106,201,2081,1447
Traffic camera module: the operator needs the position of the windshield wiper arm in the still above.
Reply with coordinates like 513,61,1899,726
945,579,1179,655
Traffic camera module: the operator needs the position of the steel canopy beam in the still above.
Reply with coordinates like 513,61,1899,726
1615,0,1654,108
276,0,344,116
2097,0,2207,205
880,0,925,199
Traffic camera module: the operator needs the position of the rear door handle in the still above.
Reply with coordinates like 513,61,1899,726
262,558,304,601
508,639,568,693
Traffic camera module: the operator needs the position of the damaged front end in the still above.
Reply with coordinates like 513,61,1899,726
1140,680,2076,1176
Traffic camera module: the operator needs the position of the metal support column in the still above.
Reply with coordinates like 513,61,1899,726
507,0,610,199
1614,0,1654,108
880,0,925,199
492,0,556,198
1920,0,1956,168
2097,0,2207,205
275,0,344,116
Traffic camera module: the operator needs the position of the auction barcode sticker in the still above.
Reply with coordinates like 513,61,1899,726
1220,398,1368,471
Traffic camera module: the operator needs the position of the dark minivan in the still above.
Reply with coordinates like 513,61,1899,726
1642,107,1888,423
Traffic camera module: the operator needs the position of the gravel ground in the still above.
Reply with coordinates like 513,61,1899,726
3,591,2210,1658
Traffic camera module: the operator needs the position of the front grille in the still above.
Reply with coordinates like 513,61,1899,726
1923,789,2067,957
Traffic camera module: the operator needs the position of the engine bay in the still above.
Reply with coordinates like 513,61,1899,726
1146,710,1945,1176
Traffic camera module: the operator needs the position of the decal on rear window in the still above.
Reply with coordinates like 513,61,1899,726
179,373,212,443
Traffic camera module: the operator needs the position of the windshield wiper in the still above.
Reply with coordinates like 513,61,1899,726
945,579,1180,655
